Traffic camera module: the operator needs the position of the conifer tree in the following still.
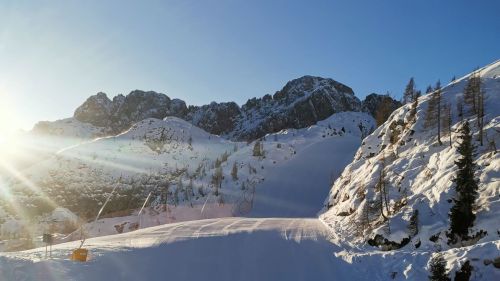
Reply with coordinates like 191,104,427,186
448,121,478,244
403,77,416,104
231,162,238,181
454,261,472,281
426,85,433,94
408,209,419,237
428,253,451,281
212,167,223,196
253,141,262,157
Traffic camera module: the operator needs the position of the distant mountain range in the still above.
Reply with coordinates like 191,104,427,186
35,75,400,141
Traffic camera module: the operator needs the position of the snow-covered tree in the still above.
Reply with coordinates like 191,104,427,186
428,253,451,281
454,260,472,281
408,90,421,124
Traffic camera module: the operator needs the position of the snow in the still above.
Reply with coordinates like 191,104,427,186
1,111,374,249
0,218,347,281
1,217,498,280
249,135,362,217
0,60,498,280
319,60,500,278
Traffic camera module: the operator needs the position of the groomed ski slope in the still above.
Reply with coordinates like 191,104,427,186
249,135,361,217
0,218,363,281
0,133,368,280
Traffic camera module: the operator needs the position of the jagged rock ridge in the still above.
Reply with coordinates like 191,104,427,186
37,75,399,141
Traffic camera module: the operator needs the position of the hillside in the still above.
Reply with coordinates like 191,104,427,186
320,60,500,278
0,111,374,250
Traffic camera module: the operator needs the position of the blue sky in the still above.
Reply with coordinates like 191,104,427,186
0,0,499,130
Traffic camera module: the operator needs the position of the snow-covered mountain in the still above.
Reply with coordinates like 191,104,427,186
0,110,374,250
320,60,500,278
1,61,498,280
34,75,397,142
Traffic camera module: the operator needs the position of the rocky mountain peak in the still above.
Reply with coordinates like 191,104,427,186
275,75,355,102
73,90,188,134
361,93,402,118
65,75,400,140
74,92,113,127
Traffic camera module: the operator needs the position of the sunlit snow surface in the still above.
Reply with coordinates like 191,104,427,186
0,61,499,280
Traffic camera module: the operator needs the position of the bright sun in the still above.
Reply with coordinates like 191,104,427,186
0,104,22,152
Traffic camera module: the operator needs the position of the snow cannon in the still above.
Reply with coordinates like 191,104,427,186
71,248,88,262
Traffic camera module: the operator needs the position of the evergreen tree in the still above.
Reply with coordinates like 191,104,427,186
448,121,479,244
214,158,221,168
426,85,434,94
403,77,416,104
454,261,472,281
231,162,238,181
408,209,419,237
212,167,223,196
253,141,262,157
428,253,451,281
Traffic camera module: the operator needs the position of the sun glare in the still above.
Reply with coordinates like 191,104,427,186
0,96,23,153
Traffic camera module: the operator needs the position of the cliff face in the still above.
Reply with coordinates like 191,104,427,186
73,90,188,134
40,75,399,141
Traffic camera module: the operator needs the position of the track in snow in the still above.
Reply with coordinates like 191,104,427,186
0,217,363,281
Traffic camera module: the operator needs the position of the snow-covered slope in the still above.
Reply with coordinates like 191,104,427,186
320,60,500,278
0,218,343,281
0,111,374,250
249,113,371,217
1,217,498,281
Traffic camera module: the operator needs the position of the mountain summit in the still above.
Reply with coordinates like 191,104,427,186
40,75,399,141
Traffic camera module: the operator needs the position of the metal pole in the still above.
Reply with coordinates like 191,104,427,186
138,191,152,229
